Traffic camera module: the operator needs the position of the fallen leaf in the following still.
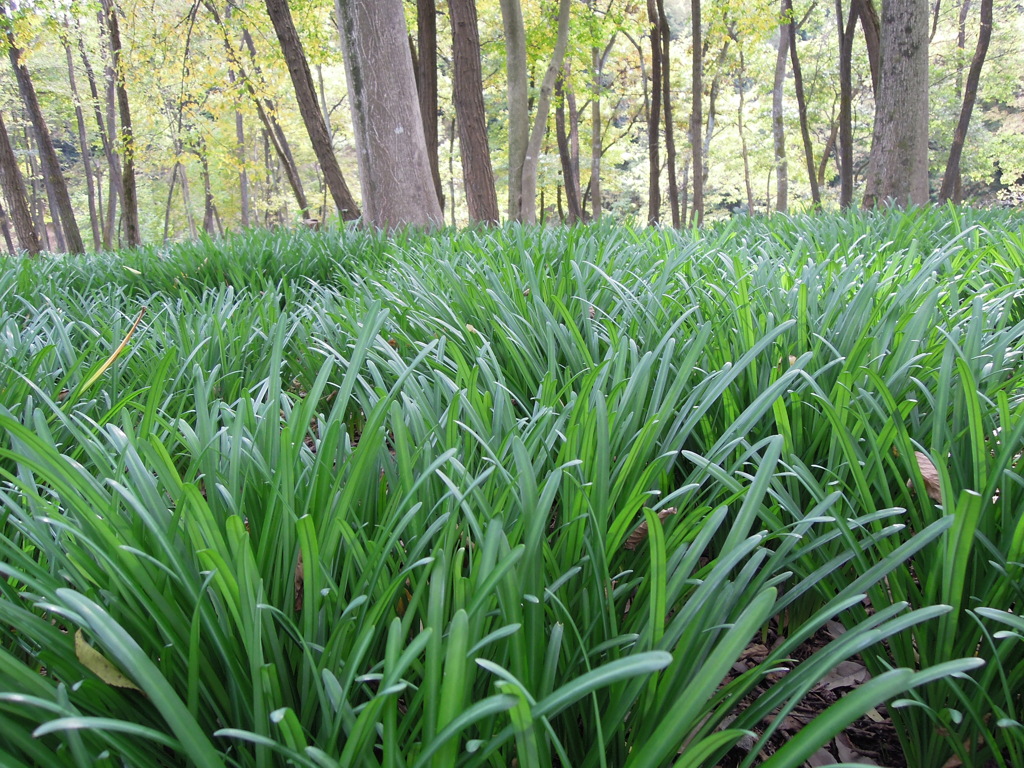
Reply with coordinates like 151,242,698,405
835,732,877,764
294,552,304,612
623,508,679,550
907,451,943,504
805,745,837,766
75,630,141,691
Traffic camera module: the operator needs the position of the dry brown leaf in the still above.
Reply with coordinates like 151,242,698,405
623,507,678,550
75,630,141,691
805,745,837,766
294,552,304,613
940,755,964,768
835,732,877,765
864,707,885,723
907,451,944,504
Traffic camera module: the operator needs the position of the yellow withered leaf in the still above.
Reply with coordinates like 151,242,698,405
908,451,944,504
75,630,141,692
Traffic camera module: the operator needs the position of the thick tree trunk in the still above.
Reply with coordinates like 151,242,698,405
5,25,85,253
335,0,442,228
555,69,583,224
448,0,499,222
772,0,790,213
787,0,820,205
520,0,572,225
100,0,140,247
266,0,360,220
863,0,930,207
499,0,528,220
646,0,662,225
657,0,679,227
0,112,40,254
938,0,991,203
415,0,444,210
690,0,704,226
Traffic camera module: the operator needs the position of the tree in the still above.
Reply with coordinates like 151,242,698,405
448,0,499,223
787,0,820,205
772,0,790,212
938,0,992,203
646,0,662,224
100,0,141,248
499,0,529,220
335,0,442,228
520,0,572,225
266,0,360,220
690,0,704,226
3,13,85,253
0,111,40,254
554,67,583,223
414,0,444,211
863,0,930,207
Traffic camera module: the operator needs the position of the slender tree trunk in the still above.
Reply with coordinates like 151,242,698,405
0,112,40,254
703,41,729,189
448,0,499,222
855,0,881,96
863,0,930,207
837,0,855,207
5,23,85,253
818,118,838,187
335,0,442,228
589,46,602,219
100,0,140,247
646,0,662,224
61,30,100,249
34,125,68,252
266,0,360,220
520,0,572,225
499,0,529,220
656,0,679,227
938,0,991,203
415,0,444,210
555,69,583,224
772,0,790,213
787,0,820,205
736,54,755,213
690,0,704,226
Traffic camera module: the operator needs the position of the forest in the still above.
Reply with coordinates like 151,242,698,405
0,0,1019,249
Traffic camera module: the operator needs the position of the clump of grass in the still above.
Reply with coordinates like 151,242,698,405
0,208,1021,767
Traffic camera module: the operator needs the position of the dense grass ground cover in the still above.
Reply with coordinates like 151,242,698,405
0,207,1022,767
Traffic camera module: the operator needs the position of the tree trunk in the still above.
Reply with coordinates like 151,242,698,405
415,0,444,210
447,0,499,222
555,69,583,224
100,0,141,247
5,24,85,254
589,46,602,220
836,0,855,207
736,52,755,214
520,0,572,225
0,112,40,254
61,29,100,249
938,0,991,203
690,0,704,226
657,0,679,227
703,41,729,189
646,0,662,225
855,0,881,96
863,0,930,207
266,0,360,220
499,0,529,220
335,0,442,228
787,0,820,205
772,0,790,213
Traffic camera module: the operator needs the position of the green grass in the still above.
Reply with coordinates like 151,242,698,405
0,206,1022,767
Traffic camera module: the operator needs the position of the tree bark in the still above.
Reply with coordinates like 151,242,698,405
863,0,930,207
499,0,529,220
702,41,729,190
0,112,40,254
555,68,583,224
266,0,360,220
772,0,790,213
100,0,140,247
657,0,679,227
646,0,662,224
836,0,855,207
690,0,704,226
938,0,991,203
5,23,85,253
415,0,444,210
855,0,881,96
448,0,499,222
61,28,100,249
335,0,442,228
520,0,572,225
736,52,755,214
787,0,820,205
